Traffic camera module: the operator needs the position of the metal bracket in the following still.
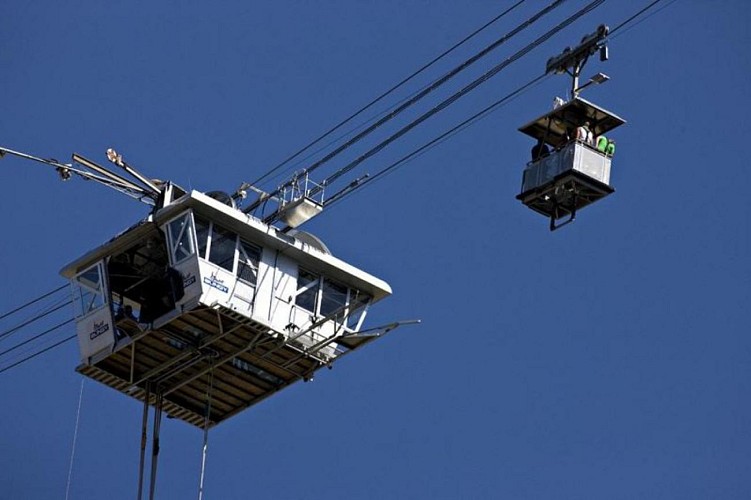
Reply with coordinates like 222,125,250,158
545,24,609,98
549,186,578,231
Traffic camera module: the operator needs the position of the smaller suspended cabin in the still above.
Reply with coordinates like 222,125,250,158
60,187,392,427
516,96,625,230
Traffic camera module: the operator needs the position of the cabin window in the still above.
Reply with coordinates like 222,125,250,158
72,263,106,318
320,278,348,317
195,217,266,283
346,291,371,330
295,270,364,325
107,234,172,324
237,240,261,286
208,225,236,272
295,270,319,313
167,213,196,264
194,215,210,259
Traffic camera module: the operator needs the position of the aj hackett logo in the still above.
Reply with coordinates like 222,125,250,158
183,272,196,287
203,273,229,293
89,321,110,340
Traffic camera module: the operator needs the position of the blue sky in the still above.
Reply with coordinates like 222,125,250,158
1,1,750,498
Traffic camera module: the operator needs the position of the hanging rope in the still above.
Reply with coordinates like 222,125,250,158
64,379,85,500
197,363,215,500
148,388,164,500
137,382,151,500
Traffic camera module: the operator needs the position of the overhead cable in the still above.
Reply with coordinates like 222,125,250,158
0,284,67,321
0,318,75,358
0,299,72,343
0,334,76,375
248,0,528,190
610,0,669,34
326,74,548,208
247,0,569,214
295,0,607,210
297,0,565,179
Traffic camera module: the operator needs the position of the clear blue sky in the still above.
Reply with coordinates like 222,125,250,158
1,1,750,498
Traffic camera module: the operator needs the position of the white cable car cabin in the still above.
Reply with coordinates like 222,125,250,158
516,96,626,230
60,188,392,428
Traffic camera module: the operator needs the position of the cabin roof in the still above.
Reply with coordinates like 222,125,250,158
518,96,626,148
59,191,391,301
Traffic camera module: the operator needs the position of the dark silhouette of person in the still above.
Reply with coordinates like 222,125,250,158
531,139,550,162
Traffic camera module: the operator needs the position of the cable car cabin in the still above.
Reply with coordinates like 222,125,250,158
60,190,392,428
516,96,626,230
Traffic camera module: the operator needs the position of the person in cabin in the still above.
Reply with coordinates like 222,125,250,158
123,305,137,321
115,304,137,323
531,138,550,162
575,121,594,146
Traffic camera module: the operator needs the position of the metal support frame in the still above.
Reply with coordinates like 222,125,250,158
545,24,609,99
136,382,151,500
148,389,164,500
549,188,578,231
161,330,285,398
127,312,251,389
134,380,166,500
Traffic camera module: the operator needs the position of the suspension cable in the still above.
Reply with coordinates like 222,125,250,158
326,73,548,209
610,0,668,33
248,0,528,189
0,284,68,321
0,318,75,358
246,0,569,214
0,299,73,343
0,334,76,375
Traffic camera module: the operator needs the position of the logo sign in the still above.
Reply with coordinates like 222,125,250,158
183,273,196,287
203,273,229,293
89,321,110,340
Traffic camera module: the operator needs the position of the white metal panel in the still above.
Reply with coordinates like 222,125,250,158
267,252,297,333
173,256,202,308
77,307,115,363
573,144,611,184
250,247,274,323
198,260,235,308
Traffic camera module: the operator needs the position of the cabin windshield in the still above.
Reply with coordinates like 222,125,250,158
194,215,262,289
209,225,236,272
167,212,196,264
294,269,370,329
346,291,371,330
106,232,177,323
321,278,347,317
72,262,107,318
